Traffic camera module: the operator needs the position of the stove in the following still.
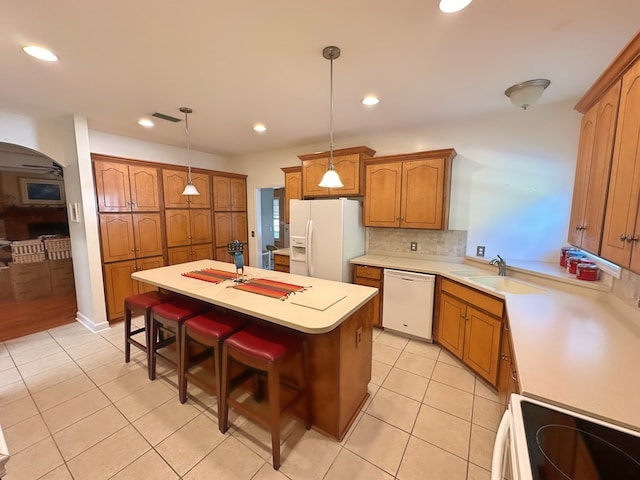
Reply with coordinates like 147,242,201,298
492,395,640,480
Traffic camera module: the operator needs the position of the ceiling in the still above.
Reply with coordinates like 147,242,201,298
1,1,639,158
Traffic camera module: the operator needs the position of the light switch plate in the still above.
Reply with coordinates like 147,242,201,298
476,245,485,257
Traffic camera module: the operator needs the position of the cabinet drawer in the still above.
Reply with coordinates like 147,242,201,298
274,254,290,267
354,265,382,280
441,278,504,318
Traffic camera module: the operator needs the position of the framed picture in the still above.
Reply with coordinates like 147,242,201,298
19,178,66,205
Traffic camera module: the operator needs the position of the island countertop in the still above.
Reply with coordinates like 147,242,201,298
132,259,377,334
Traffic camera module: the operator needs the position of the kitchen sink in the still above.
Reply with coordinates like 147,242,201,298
468,276,546,295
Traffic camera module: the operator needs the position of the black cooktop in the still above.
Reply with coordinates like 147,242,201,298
521,401,640,479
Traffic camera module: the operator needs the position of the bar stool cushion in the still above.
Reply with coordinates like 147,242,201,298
184,311,247,340
125,291,167,310
152,299,208,322
224,325,302,363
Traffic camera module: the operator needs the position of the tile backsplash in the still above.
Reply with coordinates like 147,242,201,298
612,268,640,310
366,228,467,257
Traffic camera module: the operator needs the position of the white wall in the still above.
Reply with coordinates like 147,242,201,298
235,99,582,266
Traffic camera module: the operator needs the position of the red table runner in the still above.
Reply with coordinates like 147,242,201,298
182,268,238,284
231,278,306,300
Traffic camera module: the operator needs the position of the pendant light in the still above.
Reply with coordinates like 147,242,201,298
318,45,344,189
180,106,200,196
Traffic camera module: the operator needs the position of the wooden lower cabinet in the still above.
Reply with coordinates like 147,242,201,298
497,319,520,410
103,256,164,321
273,254,290,273
352,265,383,327
437,278,504,385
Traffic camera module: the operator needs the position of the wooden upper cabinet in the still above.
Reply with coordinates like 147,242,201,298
163,169,190,208
298,146,375,198
212,175,247,211
131,213,163,258
282,166,302,224
568,81,621,254
190,209,213,244
364,149,455,229
601,57,640,270
165,209,190,247
162,169,211,209
364,162,402,227
94,158,160,213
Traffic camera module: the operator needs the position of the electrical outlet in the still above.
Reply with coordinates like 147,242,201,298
410,242,418,251
476,245,486,257
356,326,363,347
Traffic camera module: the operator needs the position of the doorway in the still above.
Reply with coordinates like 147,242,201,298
257,186,287,270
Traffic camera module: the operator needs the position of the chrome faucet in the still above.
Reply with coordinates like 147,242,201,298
489,255,507,276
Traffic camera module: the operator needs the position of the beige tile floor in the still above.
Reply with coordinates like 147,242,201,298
0,321,501,479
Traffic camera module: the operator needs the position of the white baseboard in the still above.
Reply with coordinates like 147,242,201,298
76,311,110,333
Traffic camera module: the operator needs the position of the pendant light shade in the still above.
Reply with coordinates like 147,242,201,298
318,45,344,189
180,106,200,196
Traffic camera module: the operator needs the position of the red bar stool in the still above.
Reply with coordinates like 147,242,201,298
178,310,249,411
124,291,171,371
219,324,311,470
149,299,209,381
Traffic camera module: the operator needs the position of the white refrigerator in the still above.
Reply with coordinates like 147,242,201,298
289,198,365,282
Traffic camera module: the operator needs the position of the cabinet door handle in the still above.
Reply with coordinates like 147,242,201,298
501,353,508,361
627,235,639,243
511,371,518,382
620,233,628,242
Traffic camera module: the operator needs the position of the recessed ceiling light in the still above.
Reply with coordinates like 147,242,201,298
23,45,58,62
253,124,267,133
439,0,472,13
362,96,380,106
138,119,154,128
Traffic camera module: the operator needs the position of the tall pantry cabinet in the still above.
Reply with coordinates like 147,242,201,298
94,154,248,321
94,156,165,321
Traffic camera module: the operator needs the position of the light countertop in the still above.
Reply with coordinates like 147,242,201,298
272,248,290,256
351,254,640,432
132,260,377,334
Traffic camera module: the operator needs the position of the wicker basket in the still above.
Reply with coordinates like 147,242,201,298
43,237,72,252
12,253,47,263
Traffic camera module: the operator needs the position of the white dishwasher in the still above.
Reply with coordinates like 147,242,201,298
382,269,435,341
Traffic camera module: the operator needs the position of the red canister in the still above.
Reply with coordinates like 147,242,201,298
560,246,579,267
566,254,588,274
576,262,599,281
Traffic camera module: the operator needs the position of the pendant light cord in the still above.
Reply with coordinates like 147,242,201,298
184,110,192,183
329,53,335,169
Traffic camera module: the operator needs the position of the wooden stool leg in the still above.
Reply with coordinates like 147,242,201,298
178,325,188,404
124,307,132,363
149,317,159,381
269,364,281,470
219,344,231,434
213,340,222,416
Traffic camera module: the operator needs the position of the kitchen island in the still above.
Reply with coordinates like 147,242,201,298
132,259,378,440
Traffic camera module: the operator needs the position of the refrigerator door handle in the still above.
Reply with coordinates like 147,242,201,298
307,219,315,277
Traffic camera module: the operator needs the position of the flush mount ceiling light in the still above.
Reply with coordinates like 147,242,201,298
505,79,551,110
253,123,267,133
439,0,472,13
138,118,154,128
318,45,344,189
179,107,200,196
23,45,58,62
362,96,379,106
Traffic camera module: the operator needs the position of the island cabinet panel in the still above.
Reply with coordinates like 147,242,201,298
305,297,374,440
281,166,302,224
94,158,160,213
352,265,383,327
364,149,455,230
212,175,247,211
298,146,376,198
436,278,504,385
568,81,621,253
601,58,640,271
